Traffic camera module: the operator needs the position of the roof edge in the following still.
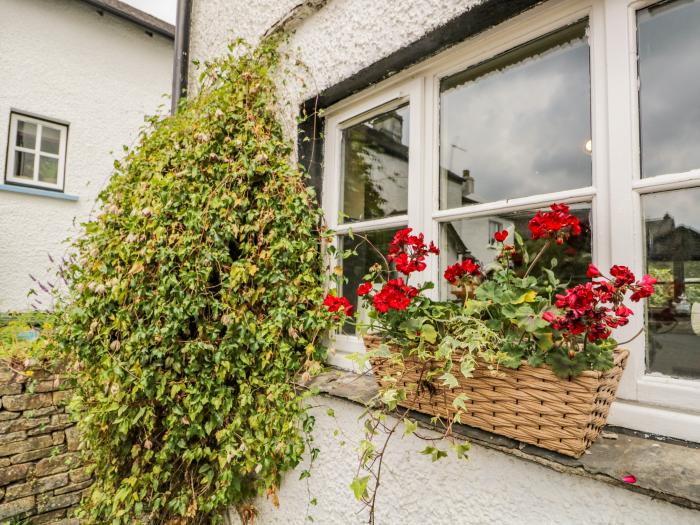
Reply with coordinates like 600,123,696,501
79,0,175,39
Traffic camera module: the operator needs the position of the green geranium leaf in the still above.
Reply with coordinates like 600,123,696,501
548,352,587,378
420,323,437,344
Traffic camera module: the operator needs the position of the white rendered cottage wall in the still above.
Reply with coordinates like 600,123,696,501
189,0,477,107
189,2,698,523
226,397,699,525
0,0,172,310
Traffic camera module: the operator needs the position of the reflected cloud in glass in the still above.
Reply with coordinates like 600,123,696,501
440,21,592,209
638,0,700,178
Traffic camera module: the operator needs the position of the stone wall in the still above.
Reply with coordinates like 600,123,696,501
0,366,88,524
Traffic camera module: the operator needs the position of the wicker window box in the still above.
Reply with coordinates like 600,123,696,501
364,335,630,458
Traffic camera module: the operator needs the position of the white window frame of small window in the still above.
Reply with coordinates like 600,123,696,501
5,112,68,191
320,0,700,441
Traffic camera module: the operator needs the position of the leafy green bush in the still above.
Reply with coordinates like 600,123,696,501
51,40,332,524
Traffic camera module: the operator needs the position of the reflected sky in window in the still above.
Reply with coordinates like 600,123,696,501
638,0,700,178
440,21,592,209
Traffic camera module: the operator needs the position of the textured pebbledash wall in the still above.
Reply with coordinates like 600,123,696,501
0,366,87,524
188,0,480,109
225,397,700,525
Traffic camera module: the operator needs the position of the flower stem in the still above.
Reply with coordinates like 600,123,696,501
524,239,552,278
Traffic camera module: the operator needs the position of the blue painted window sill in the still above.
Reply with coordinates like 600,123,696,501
0,184,79,201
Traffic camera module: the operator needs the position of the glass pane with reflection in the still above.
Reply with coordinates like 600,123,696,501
440,21,592,209
14,151,35,179
341,105,409,223
39,156,59,184
16,121,37,149
439,204,592,300
40,126,61,155
638,0,700,178
340,229,400,334
643,188,700,379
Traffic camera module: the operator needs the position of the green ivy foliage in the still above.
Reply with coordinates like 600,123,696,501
51,40,332,524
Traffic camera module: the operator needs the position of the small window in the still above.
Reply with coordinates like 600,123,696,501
488,220,504,246
5,112,68,191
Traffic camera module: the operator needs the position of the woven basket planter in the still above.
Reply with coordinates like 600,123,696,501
364,335,629,458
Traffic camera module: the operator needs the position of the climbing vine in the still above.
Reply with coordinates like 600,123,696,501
50,39,333,524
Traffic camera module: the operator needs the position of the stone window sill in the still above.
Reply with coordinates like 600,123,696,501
305,367,700,512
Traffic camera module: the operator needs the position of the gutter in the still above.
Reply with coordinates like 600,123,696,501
171,0,193,114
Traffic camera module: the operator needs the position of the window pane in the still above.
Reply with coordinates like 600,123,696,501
439,204,592,300
340,228,400,333
340,105,409,223
638,0,700,178
440,21,592,209
14,151,35,179
38,156,59,184
643,188,700,379
40,126,61,155
16,121,37,149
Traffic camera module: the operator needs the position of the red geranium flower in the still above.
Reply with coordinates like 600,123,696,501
323,294,353,317
586,264,601,278
610,265,635,286
372,278,418,314
357,282,373,296
494,230,508,242
444,259,481,285
630,274,656,302
388,228,438,277
544,263,656,344
528,203,582,244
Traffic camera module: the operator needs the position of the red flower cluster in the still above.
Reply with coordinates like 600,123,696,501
631,274,656,302
388,228,438,276
351,230,440,315
444,259,481,285
543,265,656,342
528,203,582,245
372,278,418,313
357,282,373,296
610,265,635,286
323,294,353,317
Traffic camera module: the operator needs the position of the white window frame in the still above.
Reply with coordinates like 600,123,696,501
604,0,700,439
5,112,68,191
320,0,700,441
323,79,423,368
